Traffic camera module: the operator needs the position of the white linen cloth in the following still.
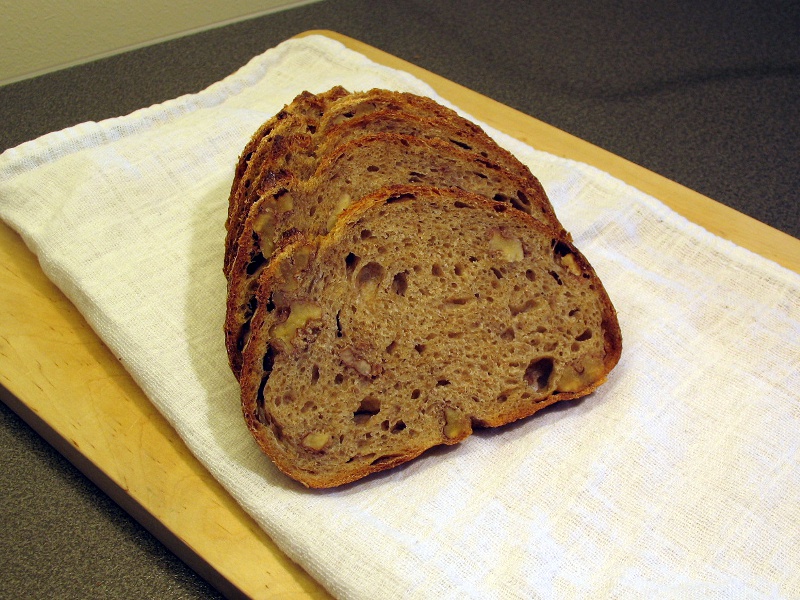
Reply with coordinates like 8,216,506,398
1,34,799,599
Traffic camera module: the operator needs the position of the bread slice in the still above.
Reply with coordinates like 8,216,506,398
225,88,351,275
224,88,550,277
239,185,622,488
226,86,349,234
224,133,565,378
261,107,541,185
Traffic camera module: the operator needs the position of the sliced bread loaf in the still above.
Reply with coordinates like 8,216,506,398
226,86,349,234
239,185,622,488
224,133,565,377
224,88,552,277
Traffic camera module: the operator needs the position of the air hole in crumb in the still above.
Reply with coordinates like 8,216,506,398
345,252,360,276
415,344,426,354
392,271,408,296
356,261,385,288
353,396,381,424
360,229,372,239
454,265,464,276
245,295,258,320
274,393,293,407
432,264,444,277
261,345,275,378
256,373,270,424
311,364,319,384
385,192,416,204
390,421,406,433
386,340,398,354
510,299,537,316
237,322,251,354
549,270,563,285
453,200,470,208
501,327,515,341
576,329,592,341
524,358,554,391
491,267,504,279
366,165,379,172
552,240,572,257
436,379,451,386
411,389,421,399
525,269,536,281
246,252,266,276
334,373,344,384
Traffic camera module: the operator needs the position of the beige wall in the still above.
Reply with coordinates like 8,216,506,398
0,0,320,86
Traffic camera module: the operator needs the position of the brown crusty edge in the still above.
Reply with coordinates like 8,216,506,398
225,87,349,230
224,89,349,275
224,87,551,277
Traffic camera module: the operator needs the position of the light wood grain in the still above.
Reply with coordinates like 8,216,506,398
0,221,331,600
1,30,798,600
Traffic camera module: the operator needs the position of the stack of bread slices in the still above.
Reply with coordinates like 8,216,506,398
224,87,622,488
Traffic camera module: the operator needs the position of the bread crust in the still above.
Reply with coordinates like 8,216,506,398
239,185,621,488
225,86,349,234
223,88,555,277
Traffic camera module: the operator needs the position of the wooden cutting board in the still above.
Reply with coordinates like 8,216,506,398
1,30,798,599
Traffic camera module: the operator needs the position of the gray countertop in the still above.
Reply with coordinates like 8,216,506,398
1,1,798,597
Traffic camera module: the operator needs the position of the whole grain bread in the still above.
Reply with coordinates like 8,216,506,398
226,86,349,234
224,88,553,277
239,185,622,488
224,133,565,378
